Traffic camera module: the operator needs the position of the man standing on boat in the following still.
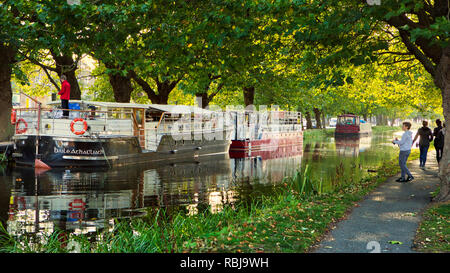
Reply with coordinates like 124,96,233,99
58,74,71,118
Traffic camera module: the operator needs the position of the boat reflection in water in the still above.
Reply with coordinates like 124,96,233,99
5,150,302,237
334,135,372,157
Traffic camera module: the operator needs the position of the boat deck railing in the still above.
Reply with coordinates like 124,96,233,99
141,112,233,151
229,110,303,140
13,107,135,137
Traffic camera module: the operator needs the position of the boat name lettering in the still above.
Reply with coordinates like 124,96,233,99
54,147,104,155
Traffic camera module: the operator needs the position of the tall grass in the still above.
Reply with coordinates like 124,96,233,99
286,164,323,196
0,199,275,253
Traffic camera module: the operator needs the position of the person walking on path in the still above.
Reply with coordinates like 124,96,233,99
58,74,71,118
432,119,445,163
392,121,414,182
412,120,433,168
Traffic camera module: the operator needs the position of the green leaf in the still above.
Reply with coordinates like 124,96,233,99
388,240,403,245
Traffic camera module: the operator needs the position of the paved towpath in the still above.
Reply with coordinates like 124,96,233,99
313,151,440,253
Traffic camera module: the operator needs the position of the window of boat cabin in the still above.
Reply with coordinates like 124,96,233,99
108,107,132,119
338,116,358,125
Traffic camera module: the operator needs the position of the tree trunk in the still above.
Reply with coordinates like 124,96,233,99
313,108,322,129
153,80,173,104
64,69,81,100
195,76,223,108
433,46,450,202
195,93,210,108
243,86,255,106
0,44,15,141
195,74,223,108
305,111,313,129
376,114,388,126
109,73,133,102
390,118,395,126
104,63,134,103
52,54,81,100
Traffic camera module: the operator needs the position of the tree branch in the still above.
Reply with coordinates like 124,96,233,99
129,71,159,102
25,57,58,73
375,51,412,56
397,29,436,76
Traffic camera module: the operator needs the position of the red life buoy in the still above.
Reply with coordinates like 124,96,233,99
70,118,88,135
11,109,16,125
15,118,28,134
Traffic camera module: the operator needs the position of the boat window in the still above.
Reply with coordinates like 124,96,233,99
338,116,356,125
135,109,143,124
108,108,132,119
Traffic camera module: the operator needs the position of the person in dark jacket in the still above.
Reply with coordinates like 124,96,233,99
433,119,445,163
413,120,433,168
58,75,71,118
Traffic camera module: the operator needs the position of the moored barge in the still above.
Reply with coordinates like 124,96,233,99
11,96,232,168
228,110,303,158
335,114,372,136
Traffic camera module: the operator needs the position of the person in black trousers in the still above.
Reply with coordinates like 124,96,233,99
433,119,445,163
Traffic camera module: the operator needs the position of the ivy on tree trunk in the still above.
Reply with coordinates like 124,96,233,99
433,46,450,202
0,44,15,141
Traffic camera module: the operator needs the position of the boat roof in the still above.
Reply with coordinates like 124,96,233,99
46,100,216,114
338,114,358,117
146,104,216,114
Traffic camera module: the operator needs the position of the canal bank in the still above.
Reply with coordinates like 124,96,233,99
0,148,421,253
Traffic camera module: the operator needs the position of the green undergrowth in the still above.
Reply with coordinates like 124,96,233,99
0,151,419,253
413,201,450,253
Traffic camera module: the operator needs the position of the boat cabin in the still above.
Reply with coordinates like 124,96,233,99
335,114,371,135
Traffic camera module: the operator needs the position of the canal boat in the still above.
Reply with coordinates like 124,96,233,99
335,114,372,136
228,110,303,158
11,94,232,168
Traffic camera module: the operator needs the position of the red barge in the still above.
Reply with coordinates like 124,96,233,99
335,114,372,136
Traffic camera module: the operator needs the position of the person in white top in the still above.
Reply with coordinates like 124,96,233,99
392,122,414,182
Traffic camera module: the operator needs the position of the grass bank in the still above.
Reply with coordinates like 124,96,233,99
0,150,419,253
303,125,400,139
303,128,335,138
413,200,450,253
371,125,401,133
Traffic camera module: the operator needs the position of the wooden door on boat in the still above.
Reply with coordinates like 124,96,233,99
133,108,146,149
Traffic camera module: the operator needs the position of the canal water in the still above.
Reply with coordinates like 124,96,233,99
0,131,401,238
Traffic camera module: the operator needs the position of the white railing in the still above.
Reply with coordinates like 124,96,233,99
230,110,302,140
143,112,232,151
13,107,134,137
